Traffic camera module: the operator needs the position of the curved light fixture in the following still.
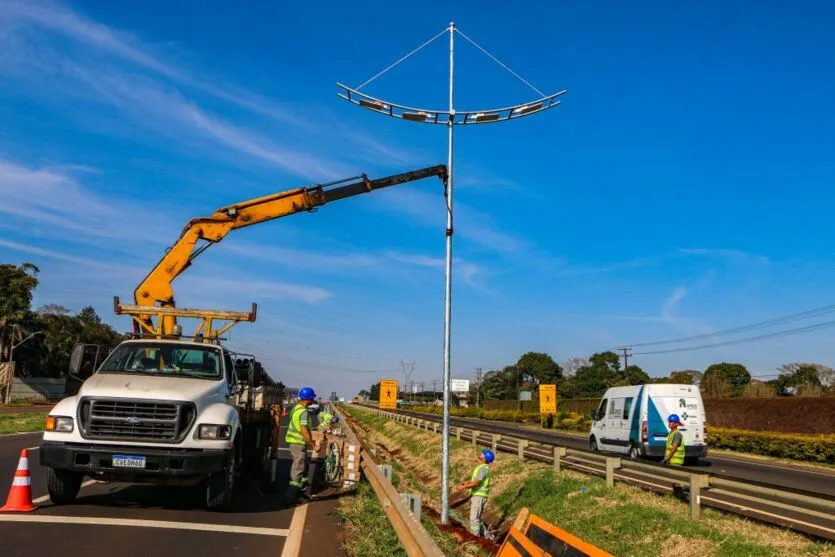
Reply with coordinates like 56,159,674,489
337,82,566,125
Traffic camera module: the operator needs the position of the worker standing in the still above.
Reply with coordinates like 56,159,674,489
284,386,317,504
662,414,685,466
456,449,494,538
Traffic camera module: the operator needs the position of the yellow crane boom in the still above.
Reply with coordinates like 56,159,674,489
119,164,448,339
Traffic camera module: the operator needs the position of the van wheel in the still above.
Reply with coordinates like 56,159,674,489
589,438,598,452
628,445,641,460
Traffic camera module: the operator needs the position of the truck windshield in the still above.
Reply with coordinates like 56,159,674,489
97,342,222,380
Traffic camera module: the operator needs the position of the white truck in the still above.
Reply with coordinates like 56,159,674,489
40,334,282,510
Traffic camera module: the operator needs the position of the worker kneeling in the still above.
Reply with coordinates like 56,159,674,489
456,449,494,537
284,386,318,504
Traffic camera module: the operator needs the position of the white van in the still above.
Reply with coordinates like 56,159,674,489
588,383,708,463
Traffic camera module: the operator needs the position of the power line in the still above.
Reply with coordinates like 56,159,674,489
627,303,835,348
633,319,835,355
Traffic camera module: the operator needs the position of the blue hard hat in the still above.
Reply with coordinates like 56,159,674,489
667,414,681,423
481,449,495,464
299,386,316,400
333,416,339,423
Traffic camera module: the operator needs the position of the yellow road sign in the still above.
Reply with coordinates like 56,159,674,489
539,384,557,414
379,379,398,410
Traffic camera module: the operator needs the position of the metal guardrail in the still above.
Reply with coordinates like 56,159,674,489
334,407,445,557
358,405,835,542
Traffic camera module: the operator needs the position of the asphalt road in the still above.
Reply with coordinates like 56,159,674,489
396,408,835,497
0,413,347,557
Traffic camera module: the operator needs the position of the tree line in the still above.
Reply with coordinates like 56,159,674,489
1,263,128,378
360,350,834,402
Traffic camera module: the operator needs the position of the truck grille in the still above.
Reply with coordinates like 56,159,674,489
80,398,195,443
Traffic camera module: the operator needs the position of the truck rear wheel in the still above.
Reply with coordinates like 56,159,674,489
205,456,236,511
46,468,83,505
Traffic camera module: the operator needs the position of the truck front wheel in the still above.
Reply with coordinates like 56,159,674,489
46,468,83,504
205,454,236,511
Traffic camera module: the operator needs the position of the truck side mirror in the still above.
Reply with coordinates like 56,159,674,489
68,344,85,378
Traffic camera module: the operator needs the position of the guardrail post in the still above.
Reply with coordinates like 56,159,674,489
472,430,478,445
689,474,708,520
553,446,567,474
517,439,529,462
492,434,501,452
433,423,439,434
378,464,393,482
605,457,621,488
399,492,422,521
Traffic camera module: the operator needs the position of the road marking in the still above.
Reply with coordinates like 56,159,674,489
25,446,39,451
280,502,309,557
0,514,289,535
708,456,835,478
32,479,99,504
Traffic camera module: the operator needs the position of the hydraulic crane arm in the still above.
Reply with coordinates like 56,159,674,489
130,164,447,336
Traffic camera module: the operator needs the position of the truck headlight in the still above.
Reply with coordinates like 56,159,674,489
198,424,231,440
45,416,74,433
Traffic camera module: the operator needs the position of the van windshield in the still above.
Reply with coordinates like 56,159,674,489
98,342,222,380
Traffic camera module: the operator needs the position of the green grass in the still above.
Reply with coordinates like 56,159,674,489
336,482,407,557
344,405,835,557
0,413,46,435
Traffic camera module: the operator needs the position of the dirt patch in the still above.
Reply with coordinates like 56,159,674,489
423,504,501,554
660,534,718,557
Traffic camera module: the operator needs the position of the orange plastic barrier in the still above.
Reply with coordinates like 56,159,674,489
496,508,613,557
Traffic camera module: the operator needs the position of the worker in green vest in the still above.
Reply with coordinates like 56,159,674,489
283,386,317,504
456,449,494,537
662,414,685,466
317,407,334,431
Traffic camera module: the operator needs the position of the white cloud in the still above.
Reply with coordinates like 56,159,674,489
0,159,169,244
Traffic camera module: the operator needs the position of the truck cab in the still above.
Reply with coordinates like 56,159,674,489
40,338,277,510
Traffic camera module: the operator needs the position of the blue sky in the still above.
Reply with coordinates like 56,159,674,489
2,0,835,397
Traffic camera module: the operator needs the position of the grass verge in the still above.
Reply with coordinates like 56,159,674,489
0,413,46,435
343,406,835,557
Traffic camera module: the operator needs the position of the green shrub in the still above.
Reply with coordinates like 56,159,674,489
709,427,835,463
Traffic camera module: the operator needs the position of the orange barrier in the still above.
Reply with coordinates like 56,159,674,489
497,508,612,557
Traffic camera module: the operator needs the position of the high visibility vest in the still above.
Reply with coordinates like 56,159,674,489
318,412,333,429
285,404,308,445
666,429,685,465
469,464,491,498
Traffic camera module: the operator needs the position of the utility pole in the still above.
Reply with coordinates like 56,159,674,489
401,360,415,404
474,367,482,408
619,347,632,372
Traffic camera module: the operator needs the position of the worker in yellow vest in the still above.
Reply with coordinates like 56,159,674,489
662,414,685,466
283,386,317,504
456,449,494,537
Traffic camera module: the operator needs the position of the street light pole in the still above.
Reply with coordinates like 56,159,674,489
337,21,565,525
4,331,44,403
440,20,456,525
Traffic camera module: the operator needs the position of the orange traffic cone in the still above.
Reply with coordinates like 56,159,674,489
0,449,37,512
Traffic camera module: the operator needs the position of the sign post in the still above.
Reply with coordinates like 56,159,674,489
539,384,557,429
379,379,398,410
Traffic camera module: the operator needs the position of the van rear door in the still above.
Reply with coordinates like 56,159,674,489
657,395,703,446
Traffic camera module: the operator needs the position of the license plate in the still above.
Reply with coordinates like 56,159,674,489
112,455,146,468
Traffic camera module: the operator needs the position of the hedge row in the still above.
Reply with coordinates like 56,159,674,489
709,427,835,463
409,405,591,432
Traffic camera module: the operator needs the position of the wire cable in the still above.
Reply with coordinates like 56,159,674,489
633,319,835,355
454,28,546,98
627,303,835,348
355,27,449,91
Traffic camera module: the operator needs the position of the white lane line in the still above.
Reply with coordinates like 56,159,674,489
280,503,309,557
25,446,39,451
32,479,99,504
0,514,289,536
708,456,835,478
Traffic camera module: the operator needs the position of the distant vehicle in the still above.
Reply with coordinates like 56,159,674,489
589,383,707,464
